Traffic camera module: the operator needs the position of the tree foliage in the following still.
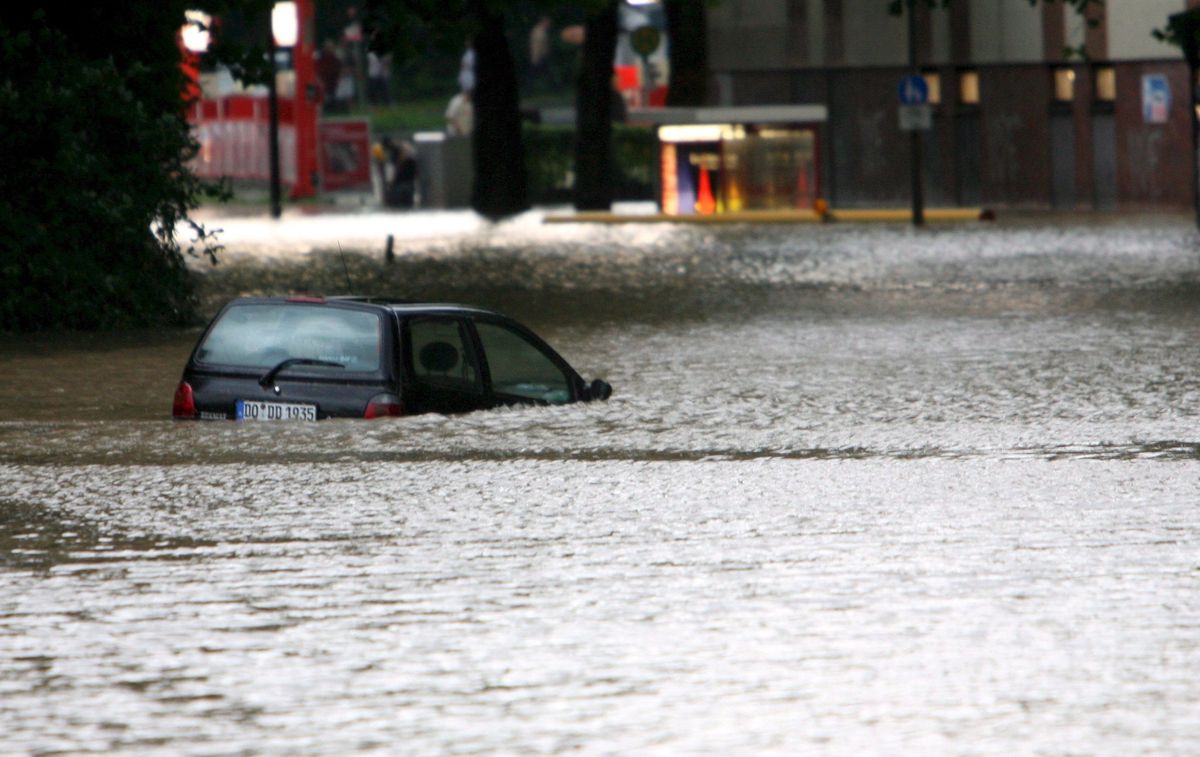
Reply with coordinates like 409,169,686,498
0,6,227,331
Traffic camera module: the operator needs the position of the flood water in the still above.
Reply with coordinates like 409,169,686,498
3,212,1199,754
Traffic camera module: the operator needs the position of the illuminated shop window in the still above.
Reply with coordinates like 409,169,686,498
1054,67,1076,101
657,124,818,215
922,72,941,105
1094,67,1116,102
959,70,979,105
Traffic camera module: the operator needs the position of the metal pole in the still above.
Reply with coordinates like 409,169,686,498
908,0,924,227
267,27,283,219
1192,63,1199,230
1169,9,1200,230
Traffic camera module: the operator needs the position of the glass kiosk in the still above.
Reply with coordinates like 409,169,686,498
631,105,827,216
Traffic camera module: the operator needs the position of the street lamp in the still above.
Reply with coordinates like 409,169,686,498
179,10,211,105
180,10,211,54
272,2,298,47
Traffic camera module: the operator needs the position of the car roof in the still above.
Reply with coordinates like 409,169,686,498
227,296,501,318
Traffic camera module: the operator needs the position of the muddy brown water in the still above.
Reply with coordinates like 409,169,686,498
2,215,1199,753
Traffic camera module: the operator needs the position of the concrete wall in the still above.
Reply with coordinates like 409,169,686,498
928,6,952,64
712,0,785,27
1114,61,1191,208
707,0,790,71
841,0,908,66
1107,0,1186,60
827,68,910,205
806,0,826,66
969,0,1043,63
977,65,1052,207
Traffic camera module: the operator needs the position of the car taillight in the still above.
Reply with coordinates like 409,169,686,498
173,381,197,418
364,393,403,419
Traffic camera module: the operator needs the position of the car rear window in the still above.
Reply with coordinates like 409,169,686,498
195,303,382,372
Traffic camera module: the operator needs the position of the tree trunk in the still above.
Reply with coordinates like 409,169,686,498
664,0,708,106
573,1,619,211
470,2,528,220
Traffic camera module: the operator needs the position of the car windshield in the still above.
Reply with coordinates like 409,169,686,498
195,303,382,372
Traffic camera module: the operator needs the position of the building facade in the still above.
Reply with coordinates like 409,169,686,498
705,0,1197,210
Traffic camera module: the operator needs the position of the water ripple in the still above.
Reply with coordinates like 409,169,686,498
3,218,1200,754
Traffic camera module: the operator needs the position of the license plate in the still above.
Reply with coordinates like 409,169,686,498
236,400,317,421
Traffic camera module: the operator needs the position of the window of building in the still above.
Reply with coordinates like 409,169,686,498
959,70,979,105
922,72,941,105
1094,67,1116,102
1054,68,1076,102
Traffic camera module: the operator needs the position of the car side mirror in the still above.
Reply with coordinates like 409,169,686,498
586,378,612,402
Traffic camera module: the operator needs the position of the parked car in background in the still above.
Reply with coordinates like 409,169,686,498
173,296,612,420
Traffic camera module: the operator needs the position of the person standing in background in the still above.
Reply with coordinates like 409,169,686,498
457,41,475,94
445,89,473,137
315,39,344,113
342,5,365,107
448,39,475,138
366,49,391,105
391,142,417,208
527,16,552,91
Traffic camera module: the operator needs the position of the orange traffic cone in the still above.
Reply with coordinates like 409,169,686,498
696,166,716,215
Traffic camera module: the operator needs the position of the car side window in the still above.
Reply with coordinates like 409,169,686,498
474,321,572,404
408,317,481,390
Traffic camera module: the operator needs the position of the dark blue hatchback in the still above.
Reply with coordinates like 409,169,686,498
173,296,612,420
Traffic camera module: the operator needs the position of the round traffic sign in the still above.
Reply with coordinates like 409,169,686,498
631,25,661,58
898,75,929,106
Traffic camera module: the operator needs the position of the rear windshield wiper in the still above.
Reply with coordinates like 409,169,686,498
259,358,344,387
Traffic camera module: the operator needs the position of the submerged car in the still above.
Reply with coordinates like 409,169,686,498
173,296,612,420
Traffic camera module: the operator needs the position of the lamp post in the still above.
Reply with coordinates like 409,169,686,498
907,0,924,227
267,2,300,219
179,11,210,116
267,24,282,219
268,0,318,207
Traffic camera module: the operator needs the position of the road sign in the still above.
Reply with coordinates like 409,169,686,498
1142,74,1171,124
898,75,929,106
631,26,661,58
899,104,932,131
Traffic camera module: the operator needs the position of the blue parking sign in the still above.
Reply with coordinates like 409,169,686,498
898,75,929,106
1142,74,1171,124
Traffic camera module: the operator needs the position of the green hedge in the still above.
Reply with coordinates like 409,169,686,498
523,124,657,204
